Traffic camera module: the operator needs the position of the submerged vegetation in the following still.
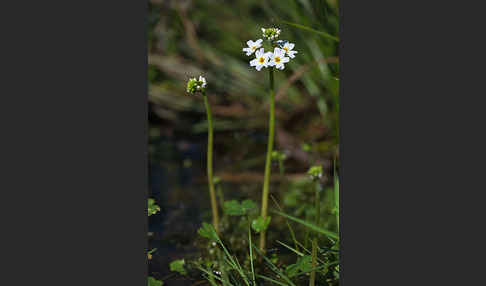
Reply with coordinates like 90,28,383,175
148,0,339,285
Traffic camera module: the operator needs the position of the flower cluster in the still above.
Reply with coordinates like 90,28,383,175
186,76,207,94
307,165,323,180
243,28,297,71
261,27,281,40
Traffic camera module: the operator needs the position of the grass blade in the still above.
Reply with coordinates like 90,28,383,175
248,225,256,286
279,20,339,42
334,172,340,231
256,274,290,286
272,211,338,240
276,240,304,257
197,266,234,286
271,195,299,251
252,243,296,286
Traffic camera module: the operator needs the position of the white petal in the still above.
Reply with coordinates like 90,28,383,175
281,57,290,63
250,59,258,66
246,40,254,46
256,65,263,71
256,48,265,57
255,39,263,45
288,43,295,50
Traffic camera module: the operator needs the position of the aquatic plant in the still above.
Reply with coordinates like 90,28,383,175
187,76,220,233
243,27,298,252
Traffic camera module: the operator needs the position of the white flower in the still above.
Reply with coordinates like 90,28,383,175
187,76,207,94
199,76,207,87
242,39,263,56
268,48,290,70
250,48,271,71
282,42,298,58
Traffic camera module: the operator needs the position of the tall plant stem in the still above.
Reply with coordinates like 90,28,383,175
259,68,275,252
310,181,321,286
203,93,220,233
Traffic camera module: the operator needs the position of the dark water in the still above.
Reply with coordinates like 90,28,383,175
148,133,212,284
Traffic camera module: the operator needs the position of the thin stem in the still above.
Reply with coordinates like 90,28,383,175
203,93,220,233
315,181,321,231
310,180,321,286
259,67,275,252
310,238,318,286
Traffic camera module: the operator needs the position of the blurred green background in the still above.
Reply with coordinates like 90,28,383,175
148,0,339,283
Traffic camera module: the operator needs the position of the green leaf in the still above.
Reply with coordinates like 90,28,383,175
223,200,256,216
169,259,187,275
285,255,313,277
148,198,161,217
241,200,257,212
148,276,163,286
224,200,246,216
197,222,218,241
271,151,287,161
251,216,271,233
148,248,157,254
213,176,221,185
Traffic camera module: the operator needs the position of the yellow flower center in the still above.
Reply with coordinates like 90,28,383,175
259,57,265,64
252,46,257,50
283,47,289,53
275,56,281,63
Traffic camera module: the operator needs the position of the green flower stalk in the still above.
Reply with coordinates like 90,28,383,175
259,67,275,252
187,76,220,233
307,165,323,286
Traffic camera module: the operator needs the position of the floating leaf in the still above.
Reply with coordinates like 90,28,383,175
197,222,218,241
169,259,187,275
251,216,271,233
148,277,163,286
